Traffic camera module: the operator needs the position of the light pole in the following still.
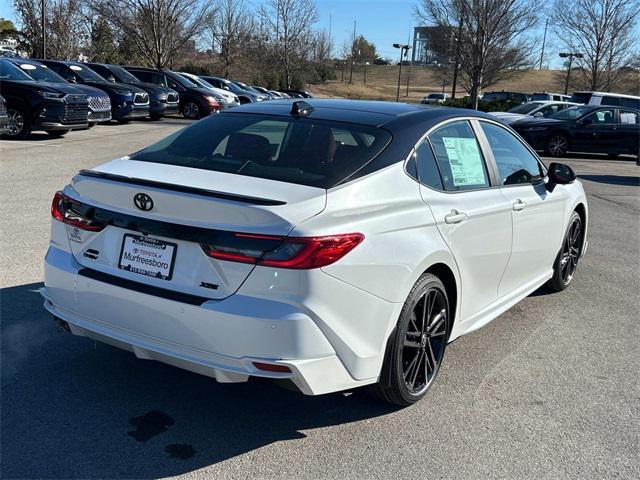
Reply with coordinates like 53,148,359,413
41,0,46,58
559,52,583,95
393,43,410,102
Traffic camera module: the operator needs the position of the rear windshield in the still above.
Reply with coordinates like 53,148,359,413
130,113,392,188
549,105,593,120
569,92,592,104
508,102,542,114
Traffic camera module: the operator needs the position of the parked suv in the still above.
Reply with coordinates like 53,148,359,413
199,76,264,104
0,94,9,135
570,91,640,110
0,59,88,139
125,67,221,119
7,58,111,126
86,63,180,120
39,60,150,123
177,72,240,109
482,91,531,104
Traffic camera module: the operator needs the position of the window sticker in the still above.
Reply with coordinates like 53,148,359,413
442,137,486,186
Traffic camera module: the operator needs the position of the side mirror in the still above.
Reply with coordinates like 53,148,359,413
546,162,576,192
533,112,544,117
580,118,593,126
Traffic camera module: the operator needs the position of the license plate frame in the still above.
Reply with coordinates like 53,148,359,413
118,233,177,281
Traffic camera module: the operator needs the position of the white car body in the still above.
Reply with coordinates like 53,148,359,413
421,93,449,105
492,101,580,124
42,100,588,400
178,72,240,107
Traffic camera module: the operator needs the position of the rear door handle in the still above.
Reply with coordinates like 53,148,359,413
444,210,468,224
512,199,527,211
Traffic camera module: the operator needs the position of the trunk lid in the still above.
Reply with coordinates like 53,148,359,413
64,158,326,300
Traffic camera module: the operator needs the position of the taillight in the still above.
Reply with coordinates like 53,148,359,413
201,232,364,269
51,191,106,232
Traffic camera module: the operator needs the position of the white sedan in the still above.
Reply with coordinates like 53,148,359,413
43,100,588,406
492,101,580,124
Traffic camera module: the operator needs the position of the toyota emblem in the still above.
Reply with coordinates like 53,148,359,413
133,193,154,211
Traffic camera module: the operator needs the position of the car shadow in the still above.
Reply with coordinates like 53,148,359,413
1,282,399,479
579,174,640,187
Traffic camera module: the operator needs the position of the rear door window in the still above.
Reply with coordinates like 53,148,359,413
130,113,392,188
619,110,639,125
426,120,490,191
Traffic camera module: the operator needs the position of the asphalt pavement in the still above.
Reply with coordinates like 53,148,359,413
1,118,638,479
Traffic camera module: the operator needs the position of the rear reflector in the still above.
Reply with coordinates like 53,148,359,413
252,362,292,373
201,232,364,269
51,191,106,232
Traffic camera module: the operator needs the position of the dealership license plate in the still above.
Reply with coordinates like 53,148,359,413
118,234,177,280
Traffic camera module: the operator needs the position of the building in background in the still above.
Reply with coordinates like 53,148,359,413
411,26,455,65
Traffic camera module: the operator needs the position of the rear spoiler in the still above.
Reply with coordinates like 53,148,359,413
76,169,287,206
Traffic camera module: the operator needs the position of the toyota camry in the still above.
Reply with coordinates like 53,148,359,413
43,99,588,406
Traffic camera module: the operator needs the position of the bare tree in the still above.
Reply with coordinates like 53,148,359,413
415,0,537,109
552,0,640,91
203,0,253,78
13,0,86,58
313,29,333,62
90,0,213,68
259,0,318,88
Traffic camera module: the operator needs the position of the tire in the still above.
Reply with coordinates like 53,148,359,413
547,211,583,292
182,101,201,119
607,153,619,159
116,119,132,124
150,114,163,121
3,105,31,139
546,133,569,157
368,273,450,406
87,123,96,129
46,129,70,137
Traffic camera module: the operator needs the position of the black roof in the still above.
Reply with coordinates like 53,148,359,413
224,98,495,128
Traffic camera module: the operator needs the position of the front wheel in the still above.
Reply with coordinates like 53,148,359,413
368,273,449,406
548,211,583,292
182,102,201,119
547,134,569,157
150,114,163,121
3,106,31,139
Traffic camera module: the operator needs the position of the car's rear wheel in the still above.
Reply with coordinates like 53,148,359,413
548,211,583,292
3,106,31,139
368,273,449,406
150,113,163,121
547,134,569,157
182,101,201,119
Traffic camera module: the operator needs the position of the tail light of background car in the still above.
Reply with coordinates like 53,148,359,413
51,191,106,231
201,232,364,269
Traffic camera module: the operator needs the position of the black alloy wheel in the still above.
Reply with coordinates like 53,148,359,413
548,211,583,291
401,286,448,395
547,134,569,157
182,101,201,119
369,273,449,406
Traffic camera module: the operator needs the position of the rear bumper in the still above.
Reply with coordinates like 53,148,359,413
43,245,381,395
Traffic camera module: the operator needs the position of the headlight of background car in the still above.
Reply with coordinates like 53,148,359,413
159,92,168,100
37,90,65,99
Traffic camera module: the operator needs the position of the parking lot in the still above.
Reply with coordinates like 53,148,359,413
1,119,638,479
